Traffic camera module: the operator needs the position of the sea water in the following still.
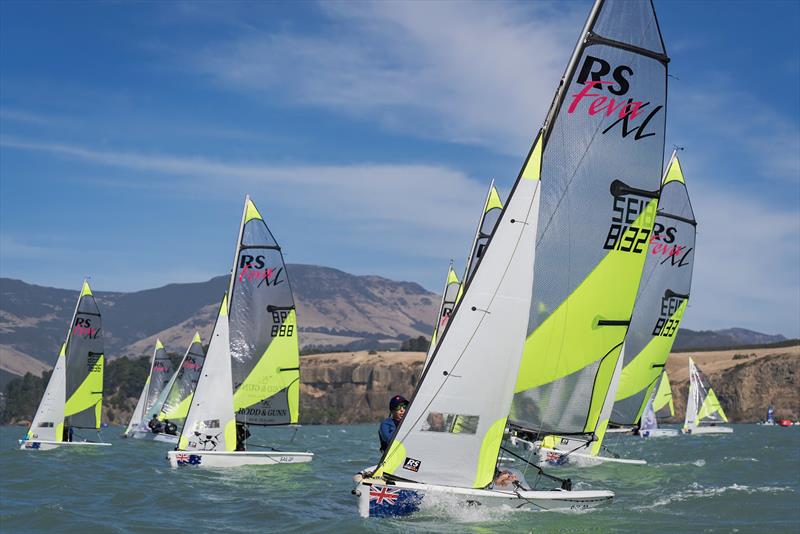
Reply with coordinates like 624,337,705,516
1,424,798,533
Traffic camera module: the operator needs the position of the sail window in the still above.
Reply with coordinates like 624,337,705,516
422,412,479,434
38,422,54,427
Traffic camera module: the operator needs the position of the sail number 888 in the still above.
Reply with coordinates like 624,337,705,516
271,311,294,337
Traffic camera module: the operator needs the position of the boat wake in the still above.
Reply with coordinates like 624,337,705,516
632,482,792,510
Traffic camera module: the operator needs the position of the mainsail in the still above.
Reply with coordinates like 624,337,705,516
651,370,675,418
64,280,105,430
177,295,236,452
461,180,504,288
684,357,728,430
144,341,174,419
425,262,460,366
426,182,504,365
510,0,668,456
24,344,67,443
228,197,300,426
612,153,696,425
159,333,206,427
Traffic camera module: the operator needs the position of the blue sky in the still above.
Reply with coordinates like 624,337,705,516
1,1,798,337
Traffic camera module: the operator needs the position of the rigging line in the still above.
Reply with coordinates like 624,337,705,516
382,185,540,469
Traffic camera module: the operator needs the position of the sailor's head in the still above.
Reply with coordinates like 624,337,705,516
152,414,158,418
389,395,409,421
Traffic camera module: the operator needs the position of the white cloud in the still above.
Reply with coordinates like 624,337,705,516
0,137,490,285
186,1,582,155
685,180,800,337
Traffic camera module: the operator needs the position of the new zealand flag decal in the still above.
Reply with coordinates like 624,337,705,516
368,485,422,518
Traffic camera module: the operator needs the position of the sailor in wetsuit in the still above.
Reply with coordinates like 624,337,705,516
379,395,408,452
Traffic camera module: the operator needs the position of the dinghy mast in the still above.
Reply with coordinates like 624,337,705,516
612,152,696,427
510,0,669,456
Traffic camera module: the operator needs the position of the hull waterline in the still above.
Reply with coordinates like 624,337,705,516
167,450,313,468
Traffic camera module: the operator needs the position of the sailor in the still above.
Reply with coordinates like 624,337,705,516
379,395,408,452
236,422,251,451
148,414,163,434
163,419,178,435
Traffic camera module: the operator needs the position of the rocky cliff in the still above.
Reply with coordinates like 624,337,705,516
665,345,800,423
300,351,423,424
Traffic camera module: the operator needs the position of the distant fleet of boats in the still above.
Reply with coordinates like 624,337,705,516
15,0,795,523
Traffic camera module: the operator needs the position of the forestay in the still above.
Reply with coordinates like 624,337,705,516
177,295,236,452
510,0,668,448
612,154,695,425
160,333,206,426
64,280,104,430
24,344,67,443
228,197,300,426
374,135,542,488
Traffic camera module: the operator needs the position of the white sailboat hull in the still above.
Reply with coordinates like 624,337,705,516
682,426,733,435
167,450,313,468
129,430,179,443
354,478,613,518
640,428,679,438
605,427,634,434
535,446,647,467
19,439,112,451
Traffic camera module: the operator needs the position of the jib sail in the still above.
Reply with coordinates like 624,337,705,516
652,370,674,418
426,262,460,362
177,295,236,452
23,343,67,444
373,135,542,488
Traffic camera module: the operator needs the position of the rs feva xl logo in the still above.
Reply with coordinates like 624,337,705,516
568,55,663,140
238,254,284,287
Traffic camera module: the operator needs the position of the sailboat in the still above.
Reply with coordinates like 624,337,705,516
424,181,503,369
504,2,670,469
610,152,696,433
20,280,112,450
639,370,678,437
533,151,695,463
123,339,176,440
682,357,732,434
354,0,672,517
153,333,206,443
166,196,313,468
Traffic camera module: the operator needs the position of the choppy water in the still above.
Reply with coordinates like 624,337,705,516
1,424,798,533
